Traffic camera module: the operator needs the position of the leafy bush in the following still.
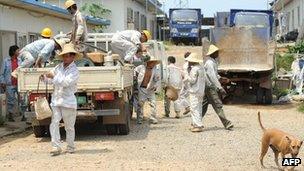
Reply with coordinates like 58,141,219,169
276,53,294,71
298,103,304,113
288,41,304,53
81,3,111,33
273,86,290,99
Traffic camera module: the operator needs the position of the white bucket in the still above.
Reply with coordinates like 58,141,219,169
104,55,114,66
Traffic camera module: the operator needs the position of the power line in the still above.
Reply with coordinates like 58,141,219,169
173,0,189,8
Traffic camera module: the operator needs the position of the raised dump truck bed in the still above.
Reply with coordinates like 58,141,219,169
211,27,274,73
210,9,275,104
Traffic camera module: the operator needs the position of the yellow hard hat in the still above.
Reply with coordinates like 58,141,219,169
206,44,219,56
142,30,152,40
65,0,76,9
41,28,52,38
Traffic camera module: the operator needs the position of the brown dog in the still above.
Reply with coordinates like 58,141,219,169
258,112,303,169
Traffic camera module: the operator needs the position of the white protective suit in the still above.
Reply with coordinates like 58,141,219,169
111,30,142,63
292,59,304,95
45,62,79,150
18,39,57,68
165,63,183,114
204,57,222,90
184,64,205,127
179,62,190,109
135,64,160,123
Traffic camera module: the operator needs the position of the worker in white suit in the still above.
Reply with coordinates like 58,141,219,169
41,43,80,156
134,56,161,124
164,56,183,118
13,39,64,71
183,53,206,132
180,52,191,115
111,30,152,63
291,56,304,95
202,45,233,130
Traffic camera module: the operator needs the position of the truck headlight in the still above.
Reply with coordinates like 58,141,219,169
171,28,178,33
191,28,199,33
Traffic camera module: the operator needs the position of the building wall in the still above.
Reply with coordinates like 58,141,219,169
123,0,157,38
274,0,304,34
45,0,158,37
0,3,94,64
100,0,126,32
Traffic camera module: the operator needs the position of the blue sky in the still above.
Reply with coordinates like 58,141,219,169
162,0,270,17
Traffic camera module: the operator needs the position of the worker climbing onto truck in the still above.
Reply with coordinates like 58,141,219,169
41,27,53,39
111,30,152,63
65,0,88,52
134,55,161,124
183,53,205,132
40,43,80,156
202,44,234,130
11,38,65,77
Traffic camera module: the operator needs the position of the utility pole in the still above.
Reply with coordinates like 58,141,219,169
174,0,189,8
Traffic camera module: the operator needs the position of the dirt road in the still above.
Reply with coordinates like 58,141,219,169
1,46,304,170
0,101,304,170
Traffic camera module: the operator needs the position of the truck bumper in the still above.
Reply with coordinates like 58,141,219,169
25,109,120,119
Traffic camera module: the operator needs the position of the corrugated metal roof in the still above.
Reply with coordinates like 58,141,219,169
0,0,111,25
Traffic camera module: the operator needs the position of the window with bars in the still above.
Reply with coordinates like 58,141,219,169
127,8,134,23
18,34,27,48
140,14,147,30
134,11,140,30
292,9,295,30
298,6,301,27
29,33,39,43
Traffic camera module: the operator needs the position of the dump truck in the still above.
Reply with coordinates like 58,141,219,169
210,9,275,104
19,33,166,137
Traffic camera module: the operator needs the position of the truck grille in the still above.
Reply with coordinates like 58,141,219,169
178,28,192,33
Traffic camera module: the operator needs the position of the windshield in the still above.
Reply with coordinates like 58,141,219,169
234,12,270,28
171,10,198,22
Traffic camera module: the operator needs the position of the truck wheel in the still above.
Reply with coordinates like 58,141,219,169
256,87,264,104
117,102,131,135
264,88,273,105
33,126,46,137
106,125,118,135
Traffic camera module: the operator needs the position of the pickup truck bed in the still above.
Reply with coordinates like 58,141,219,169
17,65,133,93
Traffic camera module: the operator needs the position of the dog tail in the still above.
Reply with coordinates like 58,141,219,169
258,112,266,131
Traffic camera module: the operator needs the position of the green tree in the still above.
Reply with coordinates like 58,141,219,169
81,3,111,33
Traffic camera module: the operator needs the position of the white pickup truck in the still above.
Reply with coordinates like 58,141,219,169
19,33,167,137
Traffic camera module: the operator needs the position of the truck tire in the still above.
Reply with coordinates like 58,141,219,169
256,87,264,104
105,101,131,135
117,102,131,135
33,126,46,137
264,88,273,105
256,87,273,105
106,125,118,135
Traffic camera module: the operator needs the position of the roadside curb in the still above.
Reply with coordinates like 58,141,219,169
0,124,31,138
